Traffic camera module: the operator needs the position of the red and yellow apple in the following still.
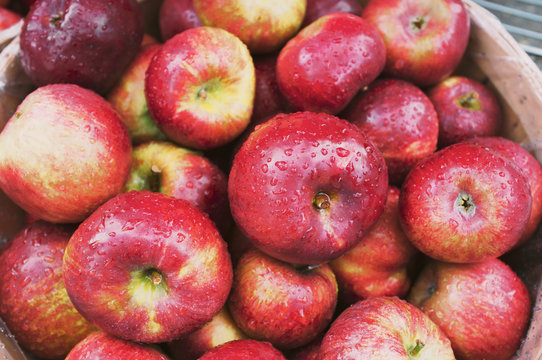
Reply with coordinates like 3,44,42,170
198,339,286,360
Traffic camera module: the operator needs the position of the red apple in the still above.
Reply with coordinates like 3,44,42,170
193,0,306,54
362,0,470,86
63,191,233,343
277,12,386,114
320,296,455,359
302,0,362,28
0,221,96,359
285,335,322,360
0,7,21,31
342,78,439,184
228,112,388,265
65,331,169,360
228,249,337,349
145,27,255,150
123,141,231,234
167,307,246,360
224,225,254,267
429,76,502,147
329,186,418,306
399,142,532,263
0,84,132,223
0,189,25,252
252,55,291,121
108,44,167,145
159,0,203,41
20,0,144,94
408,259,531,360
198,339,286,360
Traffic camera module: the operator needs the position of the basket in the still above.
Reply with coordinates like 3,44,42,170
0,1,540,359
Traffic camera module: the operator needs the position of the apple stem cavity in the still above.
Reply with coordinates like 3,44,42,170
313,192,331,211
50,13,63,27
410,16,428,31
455,192,476,216
456,91,482,111
408,339,425,358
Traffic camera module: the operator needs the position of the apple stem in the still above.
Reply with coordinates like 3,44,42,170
456,193,476,215
197,88,208,101
410,16,427,31
149,270,162,286
50,13,63,26
457,92,482,111
313,192,331,210
408,339,425,357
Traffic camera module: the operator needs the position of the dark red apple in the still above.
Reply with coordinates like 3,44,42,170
429,76,502,147
342,78,438,184
0,221,96,359
399,142,532,263
277,12,386,114
252,55,291,121
65,331,169,360
285,335,322,360
145,27,255,150
228,111,388,265
63,191,233,343
0,84,132,223
408,259,531,360
302,0,362,28
20,0,144,94
329,186,418,306
362,0,470,86
228,249,337,350
198,339,286,360
320,297,455,359
0,189,25,252
159,0,202,41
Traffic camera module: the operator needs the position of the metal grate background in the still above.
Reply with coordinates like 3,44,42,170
472,0,542,69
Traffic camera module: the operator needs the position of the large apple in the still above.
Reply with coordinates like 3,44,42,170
198,339,286,360
329,186,418,306
408,259,531,360
0,84,132,223
228,249,337,350
0,221,96,359
193,0,306,54
277,12,386,114
362,0,470,86
319,296,455,359
342,78,439,184
123,141,231,233
145,27,255,150
159,0,203,41
63,191,233,343
20,0,144,94
65,331,169,360
399,142,532,263
228,111,388,265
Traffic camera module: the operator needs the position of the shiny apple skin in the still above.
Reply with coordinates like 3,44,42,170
302,0,362,28
0,221,96,359
329,186,418,306
429,76,501,147
399,142,532,263
159,0,202,41
342,78,438,184
198,339,286,360
229,112,388,265
228,249,337,349
362,0,469,87
409,259,531,360
20,0,144,94
0,84,132,223
145,27,255,150
63,191,233,343
277,13,385,114
463,136,542,246
320,296,455,359
65,331,169,360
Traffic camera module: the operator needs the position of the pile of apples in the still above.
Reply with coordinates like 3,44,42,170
0,0,537,359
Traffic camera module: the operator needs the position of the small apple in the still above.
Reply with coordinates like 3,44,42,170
63,191,233,343
0,7,21,31
0,84,132,223
277,12,386,114
123,141,231,233
399,142,532,263
228,249,337,350
197,339,286,360
342,78,438,184
0,221,96,359
302,0,362,28
429,76,502,147
329,186,418,306
65,331,169,360
108,44,167,145
145,27,255,150
408,259,531,360
362,0,470,86
319,296,455,359
193,0,307,54
20,0,144,94
159,0,203,41
167,307,246,360
229,111,388,265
